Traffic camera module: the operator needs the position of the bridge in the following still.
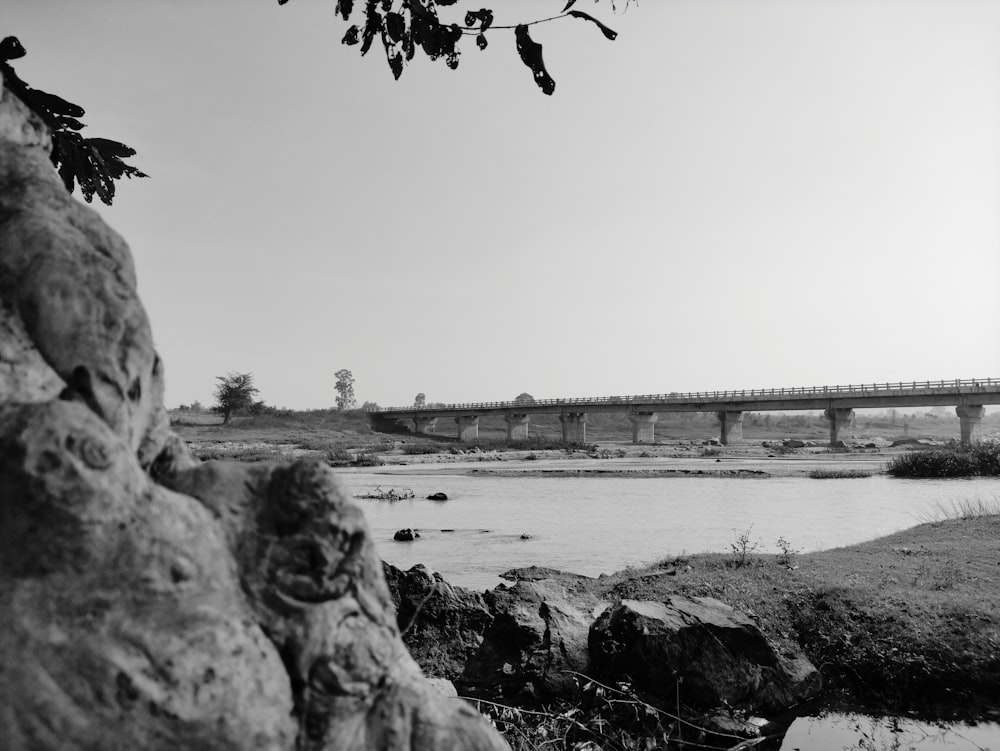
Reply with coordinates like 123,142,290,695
369,378,1000,446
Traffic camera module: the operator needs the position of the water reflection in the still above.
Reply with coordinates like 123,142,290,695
778,713,999,750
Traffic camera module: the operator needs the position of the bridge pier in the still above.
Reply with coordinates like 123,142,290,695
956,405,985,446
560,412,587,443
454,415,480,443
504,413,530,441
824,407,854,445
629,412,658,444
716,410,744,445
412,416,437,435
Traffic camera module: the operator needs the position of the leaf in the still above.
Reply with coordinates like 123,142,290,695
464,8,493,32
476,33,487,50
385,11,406,41
567,10,617,40
85,137,137,159
0,36,26,61
514,25,555,95
24,89,86,119
335,0,354,20
561,0,578,11
388,51,404,79
342,25,360,45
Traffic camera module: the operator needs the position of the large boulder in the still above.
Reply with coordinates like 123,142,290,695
383,563,494,681
589,597,821,713
0,77,507,751
461,577,603,701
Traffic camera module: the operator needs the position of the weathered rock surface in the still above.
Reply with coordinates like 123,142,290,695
461,579,603,701
383,563,493,681
589,597,822,713
0,79,507,751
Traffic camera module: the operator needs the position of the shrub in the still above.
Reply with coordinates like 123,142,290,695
886,441,1000,478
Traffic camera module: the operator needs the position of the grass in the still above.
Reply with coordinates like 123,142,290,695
594,510,1000,720
808,469,875,479
886,440,1000,478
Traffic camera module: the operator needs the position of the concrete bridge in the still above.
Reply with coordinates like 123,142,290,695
369,378,1000,446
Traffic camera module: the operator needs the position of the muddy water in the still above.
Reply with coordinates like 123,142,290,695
336,459,999,590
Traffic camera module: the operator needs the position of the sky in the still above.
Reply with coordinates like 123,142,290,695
5,0,1000,410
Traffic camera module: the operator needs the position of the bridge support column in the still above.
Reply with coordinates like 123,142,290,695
504,413,530,441
825,408,855,445
454,415,480,443
560,412,587,443
716,410,744,445
412,416,437,435
628,412,658,444
956,405,985,446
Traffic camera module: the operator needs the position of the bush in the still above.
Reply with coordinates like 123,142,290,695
886,441,1000,478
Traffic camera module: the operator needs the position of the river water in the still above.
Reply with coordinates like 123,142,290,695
337,459,999,590
338,458,1000,747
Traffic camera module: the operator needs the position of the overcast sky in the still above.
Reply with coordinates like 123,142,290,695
7,0,1000,409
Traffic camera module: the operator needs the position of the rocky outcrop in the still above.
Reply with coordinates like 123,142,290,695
0,78,507,751
460,579,604,701
589,597,822,713
384,563,494,681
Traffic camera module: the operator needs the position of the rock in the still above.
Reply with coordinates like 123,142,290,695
461,579,601,701
394,528,420,541
426,678,459,698
783,440,806,448
589,597,821,713
383,563,493,681
427,492,448,501
499,566,592,583
0,81,507,751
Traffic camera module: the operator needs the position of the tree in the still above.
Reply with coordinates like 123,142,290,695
414,393,426,408
278,0,620,96
334,369,357,411
514,392,535,405
213,372,259,424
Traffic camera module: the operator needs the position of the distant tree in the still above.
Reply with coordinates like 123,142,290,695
213,372,259,424
334,369,357,411
414,393,426,408
278,1,620,96
361,400,380,411
514,392,535,405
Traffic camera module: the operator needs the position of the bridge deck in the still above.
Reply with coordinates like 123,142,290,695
372,378,1000,418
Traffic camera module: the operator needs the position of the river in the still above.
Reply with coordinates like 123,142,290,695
339,456,1000,748
336,457,999,590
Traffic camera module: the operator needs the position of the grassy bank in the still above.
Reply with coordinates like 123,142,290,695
598,509,1000,720
474,510,1000,749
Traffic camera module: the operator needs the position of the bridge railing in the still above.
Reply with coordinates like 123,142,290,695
368,377,1000,413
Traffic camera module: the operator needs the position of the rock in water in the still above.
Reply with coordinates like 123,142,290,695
589,597,822,713
0,78,507,751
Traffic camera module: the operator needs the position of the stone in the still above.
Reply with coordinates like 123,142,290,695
0,81,507,751
588,597,822,713
394,528,420,541
383,563,493,681
427,492,448,501
461,579,600,701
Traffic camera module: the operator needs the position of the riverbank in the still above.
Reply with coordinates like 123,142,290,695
508,510,1000,722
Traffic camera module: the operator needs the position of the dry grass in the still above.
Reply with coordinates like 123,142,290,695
595,512,1000,718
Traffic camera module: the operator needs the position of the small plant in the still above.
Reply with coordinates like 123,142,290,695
808,469,874,479
524,452,538,461
728,526,761,568
775,536,800,566
701,446,723,457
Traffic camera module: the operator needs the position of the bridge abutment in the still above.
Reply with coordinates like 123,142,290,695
956,405,985,446
824,407,854,445
560,412,587,443
412,416,437,435
629,412,658,444
455,415,480,442
717,410,744,445
504,413,530,441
